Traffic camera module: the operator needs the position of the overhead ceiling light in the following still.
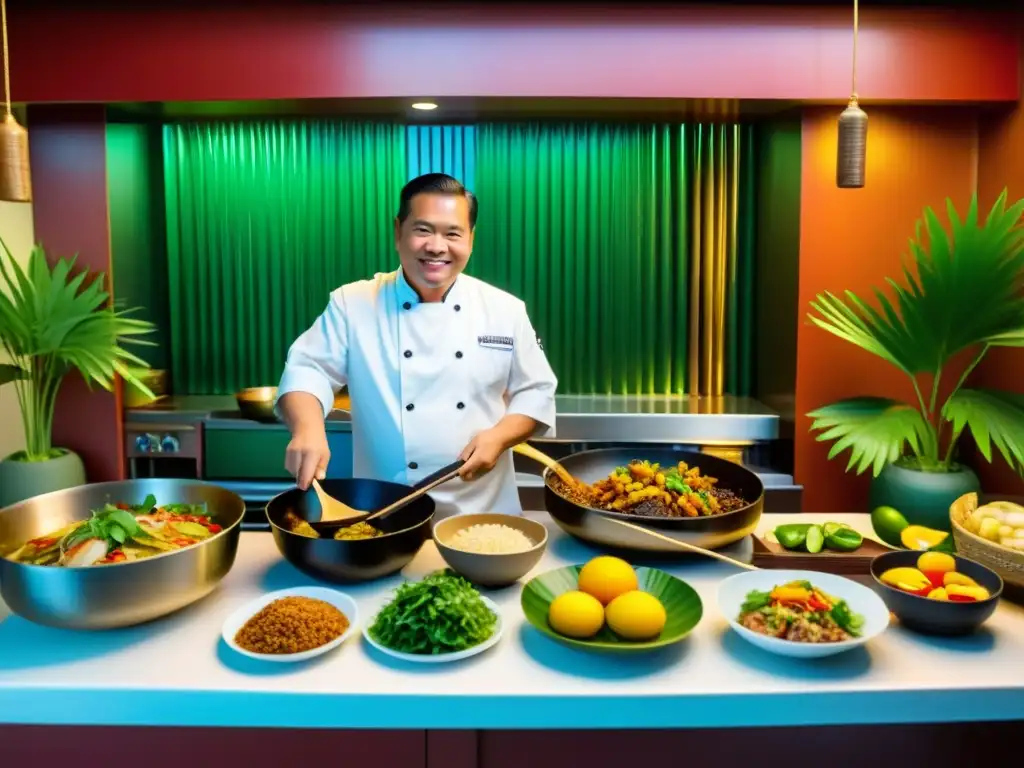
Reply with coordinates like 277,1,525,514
836,0,867,189
411,102,438,111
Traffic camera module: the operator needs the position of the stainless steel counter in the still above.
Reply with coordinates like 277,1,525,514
127,393,779,443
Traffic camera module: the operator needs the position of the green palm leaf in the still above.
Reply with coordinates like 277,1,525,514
943,389,1024,473
0,238,157,460
807,191,1024,377
808,397,932,477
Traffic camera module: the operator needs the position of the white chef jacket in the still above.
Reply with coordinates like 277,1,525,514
276,268,558,519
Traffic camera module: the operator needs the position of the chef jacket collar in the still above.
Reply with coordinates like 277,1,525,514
397,267,463,308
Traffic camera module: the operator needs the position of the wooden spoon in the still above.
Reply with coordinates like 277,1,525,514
308,459,465,533
512,443,579,488
512,442,757,571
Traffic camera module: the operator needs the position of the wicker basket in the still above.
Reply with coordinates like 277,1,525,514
950,492,1024,589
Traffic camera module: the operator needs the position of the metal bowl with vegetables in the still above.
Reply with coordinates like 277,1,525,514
0,479,244,629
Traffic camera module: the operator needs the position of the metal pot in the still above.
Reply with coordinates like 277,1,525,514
0,479,245,629
235,386,350,422
538,447,765,553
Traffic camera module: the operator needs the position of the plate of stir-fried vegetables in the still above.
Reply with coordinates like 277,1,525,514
717,569,890,657
5,494,225,568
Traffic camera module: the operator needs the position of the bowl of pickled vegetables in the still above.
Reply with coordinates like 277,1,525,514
870,550,1003,636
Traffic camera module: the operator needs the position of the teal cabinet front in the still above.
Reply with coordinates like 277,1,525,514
203,428,353,480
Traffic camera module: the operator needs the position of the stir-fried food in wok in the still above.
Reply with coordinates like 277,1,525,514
282,511,383,540
5,494,224,567
553,459,748,518
737,580,864,643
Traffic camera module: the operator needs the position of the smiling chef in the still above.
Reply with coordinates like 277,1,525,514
275,173,558,518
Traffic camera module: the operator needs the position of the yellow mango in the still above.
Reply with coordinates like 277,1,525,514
927,587,949,601
946,583,991,602
942,572,977,588
900,525,950,551
916,551,956,575
879,567,930,590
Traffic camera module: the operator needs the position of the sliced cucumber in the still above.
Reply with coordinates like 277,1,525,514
805,525,825,554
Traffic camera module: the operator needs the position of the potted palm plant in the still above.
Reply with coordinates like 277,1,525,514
0,237,156,507
807,190,1024,535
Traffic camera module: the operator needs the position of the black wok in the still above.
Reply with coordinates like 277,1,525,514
266,472,445,583
537,446,764,553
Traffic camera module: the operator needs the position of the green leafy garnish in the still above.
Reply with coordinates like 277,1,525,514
740,589,772,613
829,600,864,637
61,504,147,554
368,570,497,655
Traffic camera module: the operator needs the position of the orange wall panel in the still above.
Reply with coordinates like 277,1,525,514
796,107,979,512
974,28,1024,495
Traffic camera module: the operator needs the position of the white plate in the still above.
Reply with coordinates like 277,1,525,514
222,586,359,663
717,569,890,658
362,595,503,663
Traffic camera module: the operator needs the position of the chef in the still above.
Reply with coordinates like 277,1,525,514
275,173,558,518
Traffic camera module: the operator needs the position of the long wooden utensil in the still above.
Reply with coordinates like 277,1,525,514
512,442,757,571
309,459,465,533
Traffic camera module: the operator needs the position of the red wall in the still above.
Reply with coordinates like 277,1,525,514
29,106,124,482
8,4,1020,104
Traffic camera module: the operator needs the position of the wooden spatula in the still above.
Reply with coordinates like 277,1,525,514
307,459,465,533
511,443,579,488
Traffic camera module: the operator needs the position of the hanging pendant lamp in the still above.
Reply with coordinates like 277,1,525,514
837,0,867,189
0,0,30,203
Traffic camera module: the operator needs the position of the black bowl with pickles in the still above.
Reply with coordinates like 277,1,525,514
773,522,864,554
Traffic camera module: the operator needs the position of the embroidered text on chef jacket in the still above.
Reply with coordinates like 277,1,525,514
276,269,558,518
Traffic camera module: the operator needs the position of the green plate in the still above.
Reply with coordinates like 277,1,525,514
520,564,703,652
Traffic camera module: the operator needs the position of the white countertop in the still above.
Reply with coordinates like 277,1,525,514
1,513,1023,730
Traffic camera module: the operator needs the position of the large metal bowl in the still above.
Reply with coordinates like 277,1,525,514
542,447,765,553
0,479,244,630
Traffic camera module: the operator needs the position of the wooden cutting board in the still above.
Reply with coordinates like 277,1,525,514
752,532,897,576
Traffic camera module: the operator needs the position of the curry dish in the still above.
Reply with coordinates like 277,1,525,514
5,495,223,567
552,459,749,518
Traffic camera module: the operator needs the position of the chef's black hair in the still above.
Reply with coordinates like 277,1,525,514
397,173,478,230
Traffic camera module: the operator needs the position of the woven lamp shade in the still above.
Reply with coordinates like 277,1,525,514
836,99,868,189
0,111,30,202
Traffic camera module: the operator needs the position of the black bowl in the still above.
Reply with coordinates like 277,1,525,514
266,479,434,583
869,549,1003,636
542,447,764,553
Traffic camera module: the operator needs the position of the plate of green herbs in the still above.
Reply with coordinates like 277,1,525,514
363,570,503,663
717,569,890,658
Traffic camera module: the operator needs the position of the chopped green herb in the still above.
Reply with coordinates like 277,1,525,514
368,570,497,655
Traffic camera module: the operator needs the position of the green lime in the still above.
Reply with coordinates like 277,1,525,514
871,505,909,548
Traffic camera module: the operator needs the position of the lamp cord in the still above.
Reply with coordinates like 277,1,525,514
1,0,10,117
851,0,859,103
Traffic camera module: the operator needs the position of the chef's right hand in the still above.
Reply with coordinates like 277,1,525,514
285,427,331,490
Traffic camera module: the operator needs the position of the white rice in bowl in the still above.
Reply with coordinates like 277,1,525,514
446,523,536,554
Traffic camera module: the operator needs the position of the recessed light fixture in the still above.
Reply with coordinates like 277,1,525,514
411,102,438,111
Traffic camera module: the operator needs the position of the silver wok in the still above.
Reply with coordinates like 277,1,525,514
0,479,244,629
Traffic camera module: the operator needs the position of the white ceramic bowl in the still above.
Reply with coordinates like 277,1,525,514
222,586,359,662
717,569,890,658
363,595,503,663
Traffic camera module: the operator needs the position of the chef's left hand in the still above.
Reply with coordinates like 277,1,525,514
458,428,506,480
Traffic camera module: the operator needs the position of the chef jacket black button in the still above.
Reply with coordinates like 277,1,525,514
403,301,412,310
454,304,461,312
409,461,418,470
457,402,465,409
403,350,412,358
406,403,414,411
455,351,463,359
